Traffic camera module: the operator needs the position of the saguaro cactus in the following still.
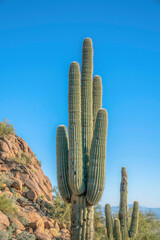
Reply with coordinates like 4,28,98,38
105,167,139,240
56,38,108,240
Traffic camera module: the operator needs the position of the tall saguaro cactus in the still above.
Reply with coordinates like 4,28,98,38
105,167,139,240
56,38,108,240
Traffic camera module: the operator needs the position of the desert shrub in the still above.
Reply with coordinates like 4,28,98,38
22,185,29,192
0,180,3,190
36,159,41,167
133,211,160,240
20,195,28,203
8,222,18,236
1,172,14,186
0,230,8,240
11,194,19,204
33,202,40,210
14,212,29,226
30,168,35,173
37,196,42,203
40,194,45,200
10,187,17,195
11,153,32,166
44,201,54,210
94,204,106,240
0,194,17,214
16,231,36,240
51,186,71,228
0,119,15,138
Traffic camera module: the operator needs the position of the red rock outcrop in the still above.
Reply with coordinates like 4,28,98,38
0,134,71,240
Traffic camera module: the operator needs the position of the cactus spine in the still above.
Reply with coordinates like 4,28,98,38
56,38,108,240
105,167,139,240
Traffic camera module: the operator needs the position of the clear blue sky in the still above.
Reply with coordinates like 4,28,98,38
0,0,160,208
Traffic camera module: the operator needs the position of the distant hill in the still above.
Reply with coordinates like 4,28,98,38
102,205,160,218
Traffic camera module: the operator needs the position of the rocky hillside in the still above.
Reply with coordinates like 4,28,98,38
0,133,70,240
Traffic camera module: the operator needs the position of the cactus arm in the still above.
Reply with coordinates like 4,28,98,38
119,167,128,240
93,75,102,129
114,218,122,240
86,109,108,205
81,38,93,180
105,204,113,240
56,125,72,203
129,201,139,238
68,62,85,195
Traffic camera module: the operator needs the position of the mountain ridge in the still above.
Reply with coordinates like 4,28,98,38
101,205,160,219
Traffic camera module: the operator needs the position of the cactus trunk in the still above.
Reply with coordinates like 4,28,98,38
119,167,128,240
71,195,94,240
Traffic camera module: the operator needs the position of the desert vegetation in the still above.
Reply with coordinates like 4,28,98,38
105,167,139,239
0,119,15,139
0,38,159,240
51,186,160,240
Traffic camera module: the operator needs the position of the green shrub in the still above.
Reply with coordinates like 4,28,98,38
37,196,42,203
1,172,14,186
44,201,53,210
40,194,45,200
10,187,17,196
11,153,32,166
94,204,106,240
16,231,36,240
36,159,41,167
0,230,8,240
0,194,17,214
20,195,28,203
0,180,3,190
15,212,29,226
0,119,15,138
7,222,18,236
33,202,40,210
22,185,29,192
133,211,160,240
51,186,71,228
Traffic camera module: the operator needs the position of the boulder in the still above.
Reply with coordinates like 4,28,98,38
34,227,51,240
29,219,44,230
0,164,7,172
0,140,9,153
26,189,37,201
25,178,42,196
60,228,71,240
43,219,54,229
49,228,59,238
22,211,42,224
48,218,55,225
1,183,6,188
16,229,22,234
11,179,22,190
0,211,10,230
54,221,60,232
0,159,4,164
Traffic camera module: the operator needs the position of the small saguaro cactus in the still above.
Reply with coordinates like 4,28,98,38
105,167,139,240
56,38,108,240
